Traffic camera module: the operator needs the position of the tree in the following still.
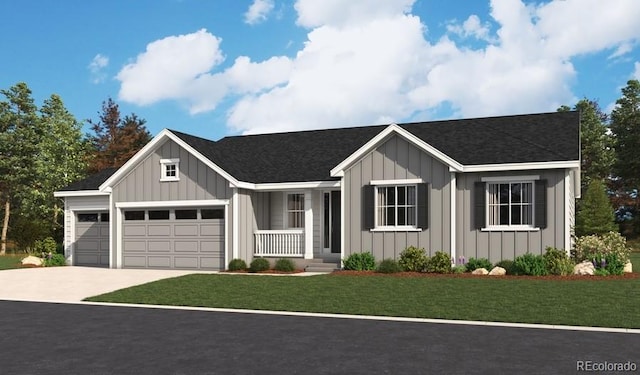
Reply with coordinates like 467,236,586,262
558,99,614,192
575,179,618,237
87,98,151,173
610,80,640,235
0,82,40,254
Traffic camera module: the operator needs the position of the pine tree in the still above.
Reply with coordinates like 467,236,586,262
575,179,617,236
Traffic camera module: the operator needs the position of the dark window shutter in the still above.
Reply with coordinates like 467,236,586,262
417,183,428,229
474,181,485,229
535,179,547,229
363,185,374,230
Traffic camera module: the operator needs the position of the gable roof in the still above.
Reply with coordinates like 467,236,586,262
57,167,118,191
59,111,580,190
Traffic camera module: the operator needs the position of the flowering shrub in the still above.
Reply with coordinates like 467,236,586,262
573,231,630,264
591,253,625,275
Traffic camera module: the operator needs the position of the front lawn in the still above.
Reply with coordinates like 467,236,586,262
0,255,23,270
86,273,640,329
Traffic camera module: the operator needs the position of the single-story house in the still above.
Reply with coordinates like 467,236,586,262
54,111,580,270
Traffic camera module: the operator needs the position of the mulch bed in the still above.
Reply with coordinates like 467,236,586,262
331,270,640,281
222,269,306,274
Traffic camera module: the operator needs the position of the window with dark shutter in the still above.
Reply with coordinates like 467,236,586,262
363,185,374,230
535,179,547,229
417,183,428,229
474,181,485,229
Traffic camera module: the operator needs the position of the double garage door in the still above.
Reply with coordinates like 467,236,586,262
122,207,225,270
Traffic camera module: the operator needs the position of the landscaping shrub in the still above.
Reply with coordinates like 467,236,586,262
573,231,631,264
274,258,296,272
591,253,625,275
34,237,57,258
376,259,402,273
398,246,428,272
543,247,574,276
465,257,493,273
228,258,247,271
452,265,466,274
249,258,270,272
513,253,548,276
43,253,66,267
495,260,516,275
426,251,452,274
343,252,376,271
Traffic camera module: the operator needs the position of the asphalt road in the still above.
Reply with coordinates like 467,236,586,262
0,301,638,374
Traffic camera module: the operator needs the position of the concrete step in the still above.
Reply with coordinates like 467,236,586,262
305,262,340,273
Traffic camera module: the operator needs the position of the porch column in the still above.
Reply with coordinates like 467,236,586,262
304,190,313,259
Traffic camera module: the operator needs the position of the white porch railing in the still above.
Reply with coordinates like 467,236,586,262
254,229,304,257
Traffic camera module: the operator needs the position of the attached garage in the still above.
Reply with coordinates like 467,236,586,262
75,212,110,267
121,207,225,270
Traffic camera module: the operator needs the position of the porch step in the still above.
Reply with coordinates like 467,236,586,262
304,261,341,273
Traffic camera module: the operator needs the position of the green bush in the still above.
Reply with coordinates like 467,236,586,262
575,179,617,237
228,258,247,271
343,252,376,271
249,258,270,272
513,253,548,276
274,258,296,272
573,231,631,264
495,260,516,275
465,257,493,273
9,216,51,253
592,253,625,275
34,237,58,257
398,246,428,272
452,265,466,274
426,251,452,274
543,247,574,276
376,259,402,273
43,253,66,267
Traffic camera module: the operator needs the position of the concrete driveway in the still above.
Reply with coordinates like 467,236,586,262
0,266,213,303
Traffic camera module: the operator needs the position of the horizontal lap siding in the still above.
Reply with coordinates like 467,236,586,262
344,135,451,260
455,169,567,263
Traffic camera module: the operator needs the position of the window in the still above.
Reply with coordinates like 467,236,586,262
201,209,224,219
124,211,145,221
160,159,180,181
100,213,110,222
376,185,417,227
287,193,305,228
148,210,170,220
77,213,98,222
175,209,197,220
487,182,533,226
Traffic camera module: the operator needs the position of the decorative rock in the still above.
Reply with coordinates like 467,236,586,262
623,261,633,273
21,255,43,267
573,260,595,276
488,266,506,276
471,268,488,275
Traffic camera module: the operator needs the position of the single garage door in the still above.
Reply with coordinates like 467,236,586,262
122,207,224,270
75,212,110,267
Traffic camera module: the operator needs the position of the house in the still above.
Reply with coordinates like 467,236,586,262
54,111,580,270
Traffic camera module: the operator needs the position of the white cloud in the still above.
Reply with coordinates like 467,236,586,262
116,0,640,135
244,0,274,25
88,54,109,84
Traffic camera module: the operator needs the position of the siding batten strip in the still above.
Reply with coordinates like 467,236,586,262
450,172,456,266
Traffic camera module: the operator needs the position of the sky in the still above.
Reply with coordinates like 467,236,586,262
1,0,640,141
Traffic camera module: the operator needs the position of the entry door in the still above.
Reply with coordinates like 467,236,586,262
323,191,341,254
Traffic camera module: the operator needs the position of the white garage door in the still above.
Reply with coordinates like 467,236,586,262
122,207,224,270
75,212,109,267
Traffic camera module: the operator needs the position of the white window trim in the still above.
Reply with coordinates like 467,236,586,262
285,192,305,229
481,178,538,231
373,184,419,230
160,158,180,182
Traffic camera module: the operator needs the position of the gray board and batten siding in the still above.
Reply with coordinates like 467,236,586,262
110,139,234,269
343,134,452,260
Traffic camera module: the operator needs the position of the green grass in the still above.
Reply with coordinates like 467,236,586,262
630,252,640,273
86,273,640,329
0,255,23,270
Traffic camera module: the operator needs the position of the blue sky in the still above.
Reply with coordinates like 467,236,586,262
1,0,639,141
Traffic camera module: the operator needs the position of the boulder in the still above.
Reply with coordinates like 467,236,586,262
573,260,595,276
488,266,506,276
623,261,633,273
21,255,43,267
471,268,488,275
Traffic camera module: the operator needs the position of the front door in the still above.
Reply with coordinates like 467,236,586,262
323,191,341,254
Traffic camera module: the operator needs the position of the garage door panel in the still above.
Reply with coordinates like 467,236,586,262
99,226,110,236
124,241,146,252
148,225,171,236
77,225,100,237
148,241,171,252
174,241,198,252
76,253,100,265
124,225,147,236
124,256,147,268
200,223,223,236
148,256,171,268
76,240,99,251
173,257,199,268
174,225,199,236
200,240,223,253
200,257,222,269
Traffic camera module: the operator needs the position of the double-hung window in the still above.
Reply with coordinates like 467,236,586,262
487,182,533,226
287,193,305,228
160,159,180,182
376,185,417,227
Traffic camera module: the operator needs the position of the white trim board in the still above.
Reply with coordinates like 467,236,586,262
54,190,110,197
115,199,229,208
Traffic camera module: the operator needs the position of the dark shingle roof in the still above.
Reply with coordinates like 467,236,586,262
61,111,579,190
172,111,579,183
59,167,118,191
